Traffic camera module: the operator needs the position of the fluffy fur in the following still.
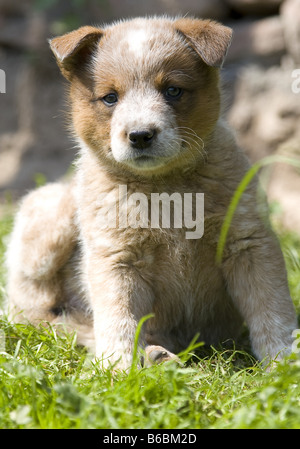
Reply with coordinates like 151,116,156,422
6,17,297,369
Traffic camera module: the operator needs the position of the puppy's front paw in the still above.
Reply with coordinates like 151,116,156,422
142,345,181,367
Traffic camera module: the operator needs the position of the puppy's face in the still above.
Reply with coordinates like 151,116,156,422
50,18,232,176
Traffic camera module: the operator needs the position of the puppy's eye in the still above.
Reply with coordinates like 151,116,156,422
102,93,118,106
165,87,183,100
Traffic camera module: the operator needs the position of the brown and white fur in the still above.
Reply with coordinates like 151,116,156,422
5,17,297,369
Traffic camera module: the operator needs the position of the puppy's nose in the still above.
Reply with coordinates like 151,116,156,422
128,129,156,149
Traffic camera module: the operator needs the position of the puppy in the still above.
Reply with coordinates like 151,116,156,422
6,17,297,369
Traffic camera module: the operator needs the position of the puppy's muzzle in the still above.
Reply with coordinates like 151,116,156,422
128,129,157,150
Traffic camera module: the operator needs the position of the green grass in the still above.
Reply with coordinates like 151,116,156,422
0,208,300,429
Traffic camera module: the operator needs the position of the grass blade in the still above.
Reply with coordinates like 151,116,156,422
216,155,300,264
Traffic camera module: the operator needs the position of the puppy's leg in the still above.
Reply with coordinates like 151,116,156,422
6,182,76,324
222,233,297,363
85,255,155,370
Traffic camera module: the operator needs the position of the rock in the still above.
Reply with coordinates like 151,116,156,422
228,62,300,235
0,0,32,16
0,50,73,198
227,16,285,64
228,65,300,161
105,0,229,21
281,0,300,64
266,139,300,233
226,0,283,16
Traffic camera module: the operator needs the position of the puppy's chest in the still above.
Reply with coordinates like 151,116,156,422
107,228,216,290
78,173,224,287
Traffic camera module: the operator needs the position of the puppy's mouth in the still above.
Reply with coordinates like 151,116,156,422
127,154,168,169
110,139,184,172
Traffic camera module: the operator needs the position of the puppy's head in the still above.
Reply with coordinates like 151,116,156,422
50,17,232,176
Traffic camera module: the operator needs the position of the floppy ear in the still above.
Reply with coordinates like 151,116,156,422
49,26,103,81
174,19,232,68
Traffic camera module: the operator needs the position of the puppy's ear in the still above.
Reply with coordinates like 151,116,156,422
174,19,232,67
49,26,103,81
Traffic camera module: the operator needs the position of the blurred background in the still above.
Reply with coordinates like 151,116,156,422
0,0,299,233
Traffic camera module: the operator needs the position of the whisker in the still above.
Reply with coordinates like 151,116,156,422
174,127,207,163
176,127,205,147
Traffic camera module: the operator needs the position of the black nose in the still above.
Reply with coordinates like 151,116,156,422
128,129,156,149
